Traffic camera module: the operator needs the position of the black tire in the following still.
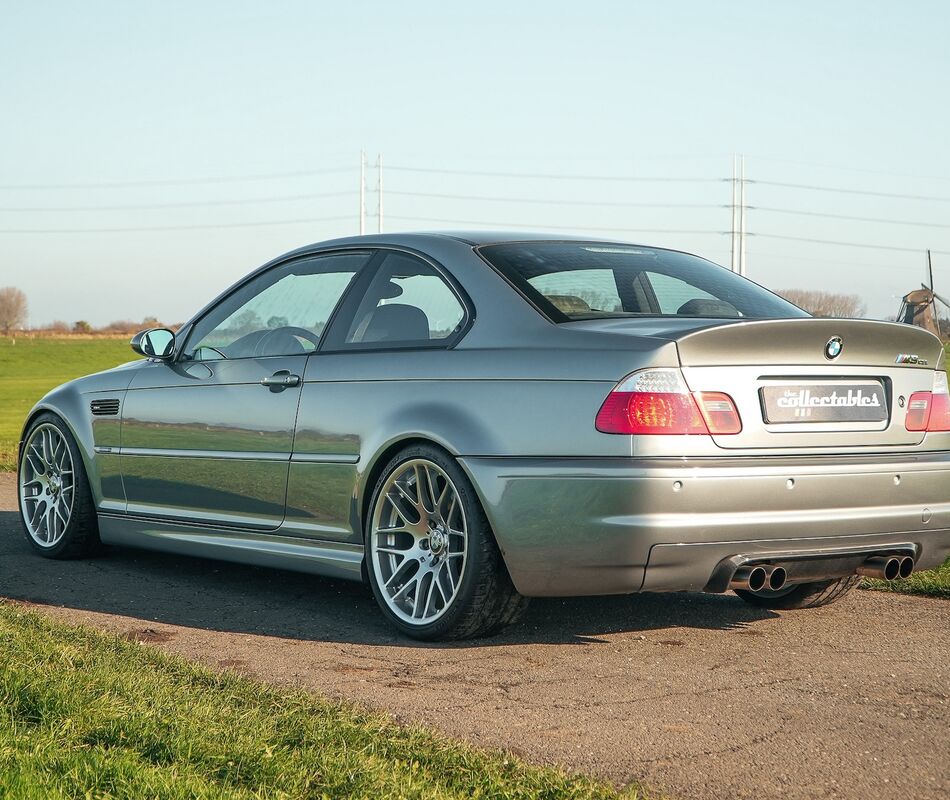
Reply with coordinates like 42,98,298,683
17,412,101,559
364,443,528,641
735,575,860,610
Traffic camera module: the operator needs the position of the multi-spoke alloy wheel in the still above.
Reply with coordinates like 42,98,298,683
19,423,75,547
17,413,99,559
366,444,529,641
371,458,468,625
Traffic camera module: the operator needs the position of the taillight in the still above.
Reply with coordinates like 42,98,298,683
696,392,743,435
905,371,950,432
596,369,742,435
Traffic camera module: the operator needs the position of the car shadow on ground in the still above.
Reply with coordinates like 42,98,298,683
0,510,778,647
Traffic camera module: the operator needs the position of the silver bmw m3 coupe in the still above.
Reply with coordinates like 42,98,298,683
17,233,950,639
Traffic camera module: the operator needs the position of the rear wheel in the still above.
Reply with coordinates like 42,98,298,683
735,575,860,610
18,413,100,559
365,444,528,640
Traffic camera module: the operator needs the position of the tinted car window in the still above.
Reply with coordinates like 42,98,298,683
479,242,806,320
336,252,465,347
185,252,369,360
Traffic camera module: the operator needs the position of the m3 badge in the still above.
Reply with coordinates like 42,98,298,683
895,353,928,365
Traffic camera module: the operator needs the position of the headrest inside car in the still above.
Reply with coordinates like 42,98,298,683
548,294,592,314
379,281,404,300
677,298,740,317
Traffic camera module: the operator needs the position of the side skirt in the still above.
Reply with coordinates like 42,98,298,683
97,513,365,582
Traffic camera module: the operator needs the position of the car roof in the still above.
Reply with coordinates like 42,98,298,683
286,230,633,253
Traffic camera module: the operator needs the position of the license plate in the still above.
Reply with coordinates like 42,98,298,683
761,383,887,423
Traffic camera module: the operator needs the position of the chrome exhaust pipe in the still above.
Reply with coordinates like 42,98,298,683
729,565,768,592
856,556,902,581
898,556,915,579
761,565,788,592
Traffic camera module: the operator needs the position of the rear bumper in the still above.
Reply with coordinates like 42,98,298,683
460,453,950,597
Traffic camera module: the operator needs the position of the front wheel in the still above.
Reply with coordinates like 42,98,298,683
365,444,528,641
735,575,860,610
18,413,100,559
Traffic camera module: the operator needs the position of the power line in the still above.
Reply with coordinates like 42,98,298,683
749,155,950,183
749,179,950,204
751,231,950,256
387,190,721,209
750,205,950,230
745,248,924,271
386,165,723,183
0,215,353,234
0,167,355,191
0,190,356,213
387,214,722,236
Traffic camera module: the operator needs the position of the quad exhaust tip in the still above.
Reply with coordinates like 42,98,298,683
729,564,788,593
762,565,788,592
856,555,915,581
730,555,913,593
729,565,767,592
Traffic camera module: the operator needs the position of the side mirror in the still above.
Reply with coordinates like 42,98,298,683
131,328,176,360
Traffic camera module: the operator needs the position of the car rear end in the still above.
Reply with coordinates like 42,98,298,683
466,241,950,599
601,317,950,596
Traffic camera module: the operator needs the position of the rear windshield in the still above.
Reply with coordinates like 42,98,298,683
478,242,807,321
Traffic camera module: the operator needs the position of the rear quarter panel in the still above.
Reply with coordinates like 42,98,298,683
283,341,677,544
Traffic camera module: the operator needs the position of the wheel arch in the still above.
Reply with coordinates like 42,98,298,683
356,433,516,578
20,403,92,472
19,397,99,505
357,434,459,535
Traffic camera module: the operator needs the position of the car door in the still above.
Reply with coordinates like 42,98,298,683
120,250,372,529
282,249,469,542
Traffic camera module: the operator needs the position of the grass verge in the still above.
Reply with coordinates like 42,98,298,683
0,602,642,799
861,556,950,599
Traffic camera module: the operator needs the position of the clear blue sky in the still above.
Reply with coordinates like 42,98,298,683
1,1,949,326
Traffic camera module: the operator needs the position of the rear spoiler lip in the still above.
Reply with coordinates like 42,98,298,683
672,317,944,370
675,316,943,345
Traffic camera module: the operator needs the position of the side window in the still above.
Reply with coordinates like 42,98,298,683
185,252,369,360
336,252,465,347
644,271,738,316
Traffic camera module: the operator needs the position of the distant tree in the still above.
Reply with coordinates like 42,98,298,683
141,316,161,329
48,320,70,333
0,287,28,334
228,310,261,335
73,320,92,334
267,315,289,329
104,319,139,333
779,289,867,318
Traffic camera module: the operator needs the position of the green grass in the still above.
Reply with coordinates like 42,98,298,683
0,602,639,800
862,557,950,599
0,337,132,470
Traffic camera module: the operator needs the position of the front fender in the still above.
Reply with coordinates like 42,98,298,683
19,365,139,511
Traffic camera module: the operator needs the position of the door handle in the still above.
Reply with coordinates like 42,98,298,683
260,371,300,388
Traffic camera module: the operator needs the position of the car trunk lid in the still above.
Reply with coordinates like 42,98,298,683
673,318,942,449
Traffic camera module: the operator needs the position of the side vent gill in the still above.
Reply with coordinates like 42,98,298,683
90,398,120,416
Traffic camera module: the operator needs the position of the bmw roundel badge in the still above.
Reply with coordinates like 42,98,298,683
824,336,843,359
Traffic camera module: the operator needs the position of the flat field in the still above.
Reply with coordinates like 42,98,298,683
0,336,131,470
